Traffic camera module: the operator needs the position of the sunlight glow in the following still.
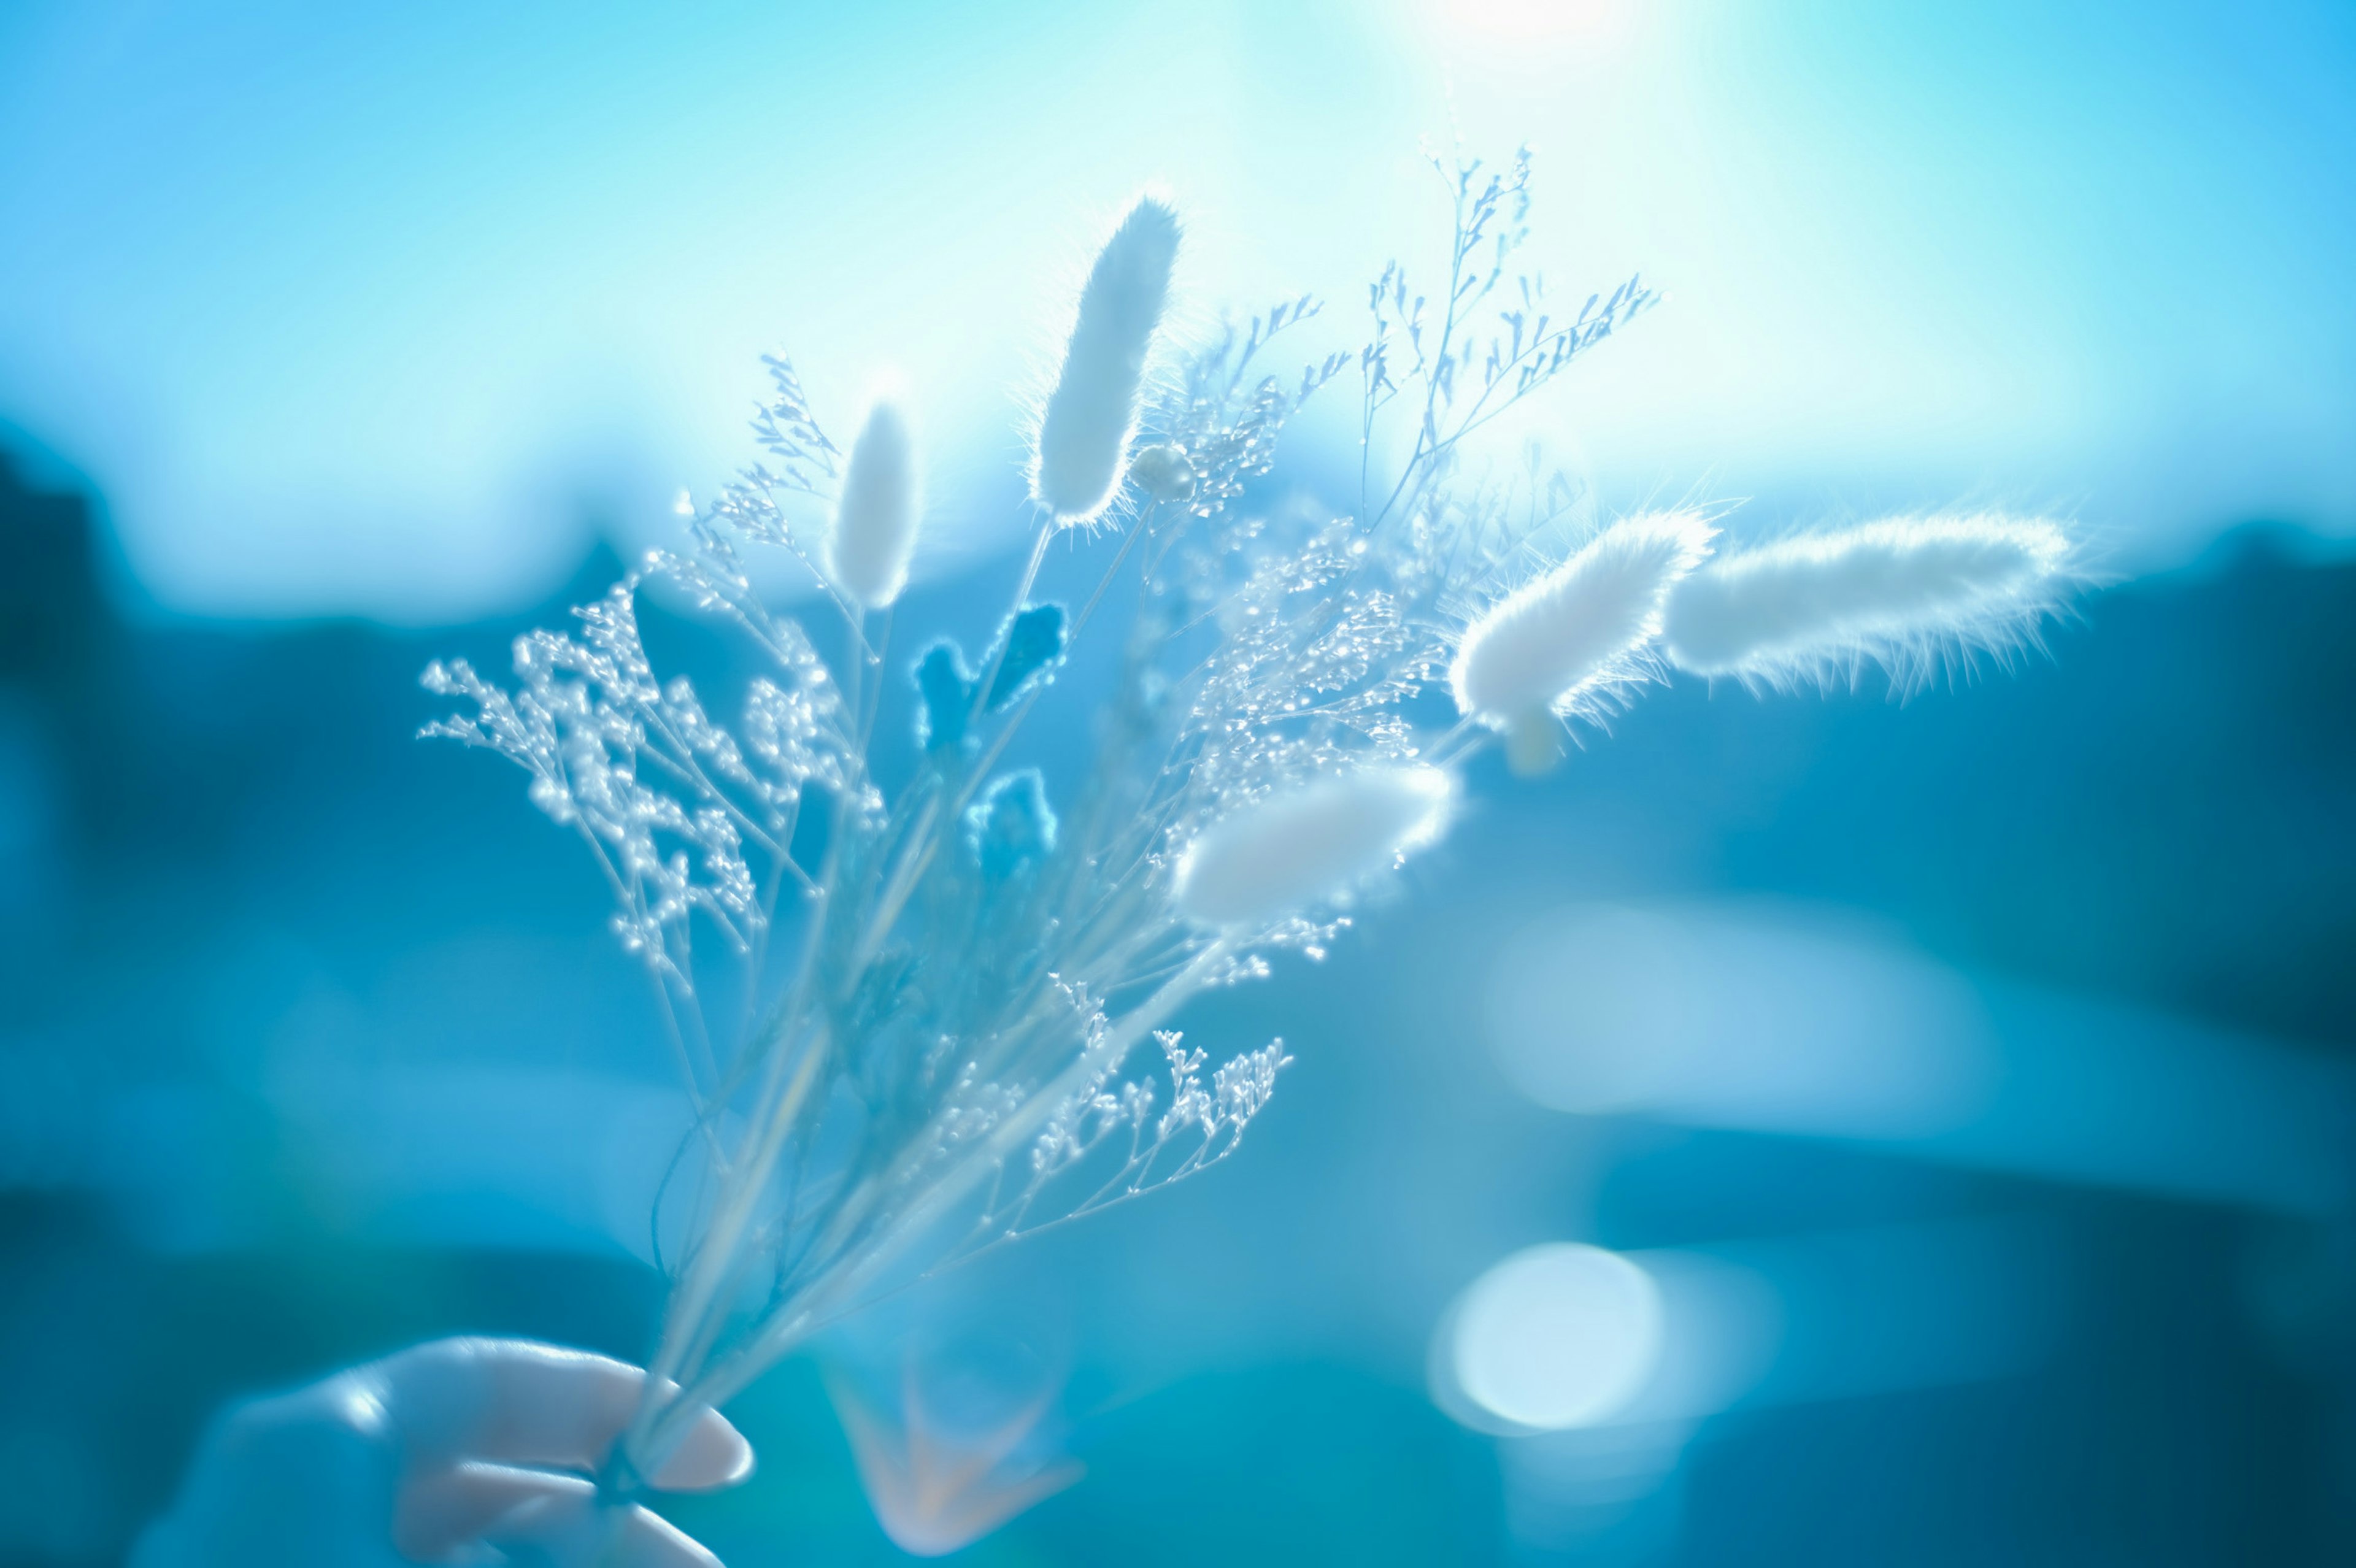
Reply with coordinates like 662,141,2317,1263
1430,0,1626,43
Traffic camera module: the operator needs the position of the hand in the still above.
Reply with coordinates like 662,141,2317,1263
133,1337,752,1567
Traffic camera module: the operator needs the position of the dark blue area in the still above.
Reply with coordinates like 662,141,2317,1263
1,452,2352,1564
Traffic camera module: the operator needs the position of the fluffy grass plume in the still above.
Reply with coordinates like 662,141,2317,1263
1173,766,1456,928
1450,510,1716,726
1661,513,2073,686
1031,196,1180,523
828,394,922,610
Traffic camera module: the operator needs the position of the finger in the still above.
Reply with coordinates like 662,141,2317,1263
393,1461,591,1561
482,1491,723,1568
377,1339,753,1490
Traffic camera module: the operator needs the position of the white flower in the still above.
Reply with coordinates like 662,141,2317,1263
827,393,922,610
1450,510,1715,726
1031,196,1180,525
1661,513,2073,686
1172,765,1455,928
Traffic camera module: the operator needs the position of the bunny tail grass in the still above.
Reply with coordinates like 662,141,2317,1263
1662,513,2075,688
1032,196,1180,525
828,394,922,610
1172,765,1455,928
1450,510,1716,727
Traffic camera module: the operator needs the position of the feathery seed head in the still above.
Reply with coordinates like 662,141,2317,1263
828,392,922,610
1031,196,1181,525
1660,512,2074,686
1171,765,1455,928
1450,510,1716,726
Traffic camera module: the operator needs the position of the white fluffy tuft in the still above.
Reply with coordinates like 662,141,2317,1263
1172,765,1455,928
1032,196,1180,526
1661,513,2074,687
827,395,922,610
1450,510,1717,726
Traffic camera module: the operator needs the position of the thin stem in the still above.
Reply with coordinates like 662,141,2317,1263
654,938,1230,1439
1069,505,1160,640
968,522,1055,726
625,1017,834,1464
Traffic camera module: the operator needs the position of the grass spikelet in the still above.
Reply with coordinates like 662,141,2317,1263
1450,510,1716,727
1172,766,1455,928
1031,196,1180,525
1660,513,2074,688
828,393,922,610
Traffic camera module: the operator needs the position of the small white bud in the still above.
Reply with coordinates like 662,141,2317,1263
1033,197,1180,526
1450,510,1715,726
1128,444,1197,502
827,394,922,611
1661,513,2074,685
1172,764,1455,928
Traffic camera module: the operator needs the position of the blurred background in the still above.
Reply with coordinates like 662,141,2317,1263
2,1,2354,1562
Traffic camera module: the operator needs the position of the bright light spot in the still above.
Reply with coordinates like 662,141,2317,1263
1433,0,1623,41
1450,1243,1665,1430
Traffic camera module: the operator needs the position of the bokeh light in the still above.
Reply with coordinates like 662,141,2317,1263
1445,1243,1666,1431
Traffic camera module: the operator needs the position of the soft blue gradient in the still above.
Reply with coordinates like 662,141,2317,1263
2,1,2350,618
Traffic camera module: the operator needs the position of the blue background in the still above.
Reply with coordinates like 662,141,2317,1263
2,2,2354,1563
